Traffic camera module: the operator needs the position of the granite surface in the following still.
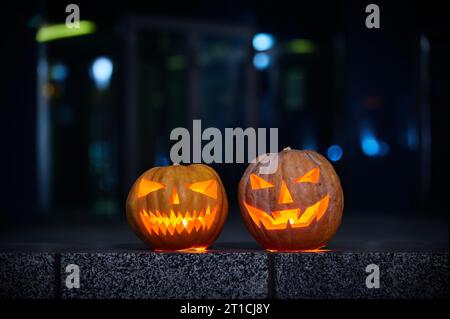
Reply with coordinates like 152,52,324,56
0,253,56,299
60,251,269,299
274,252,449,299
0,250,447,299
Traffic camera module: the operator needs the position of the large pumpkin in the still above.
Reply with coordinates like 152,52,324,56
126,163,228,251
238,147,344,251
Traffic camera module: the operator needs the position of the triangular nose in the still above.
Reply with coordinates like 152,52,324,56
278,181,294,204
169,187,180,204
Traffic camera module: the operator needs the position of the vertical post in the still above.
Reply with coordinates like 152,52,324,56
124,17,139,187
419,34,431,208
36,43,51,213
187,31,200,123
246,33,258,128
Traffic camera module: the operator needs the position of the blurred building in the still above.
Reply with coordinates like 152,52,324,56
0,0,448,226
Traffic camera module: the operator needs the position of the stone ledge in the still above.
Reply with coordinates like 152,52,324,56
0,253,56,299
274,252,449,299
0,251,448,299
60,251,269,299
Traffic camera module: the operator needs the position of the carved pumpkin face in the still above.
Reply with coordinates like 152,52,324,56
126,164,228,251
238,148,344,251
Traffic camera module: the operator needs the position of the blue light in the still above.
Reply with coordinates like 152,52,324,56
361,135,380,156
378,141,389,156
407,126,418,150
91,56,113,90
302,144,317,151
252,33,275,51
301,140,317,151
253,53,271,70
327,145,343,161
51,63,68,81
154,155,170,167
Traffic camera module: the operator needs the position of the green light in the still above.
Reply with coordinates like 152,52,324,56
166,55,187,71
36,21,96,43
286,39,315,54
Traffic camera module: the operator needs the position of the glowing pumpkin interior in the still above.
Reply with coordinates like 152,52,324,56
244,167,330,230
137,179,219,237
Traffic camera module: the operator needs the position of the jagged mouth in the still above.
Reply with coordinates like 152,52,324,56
139,205,218,236
243,195,329,230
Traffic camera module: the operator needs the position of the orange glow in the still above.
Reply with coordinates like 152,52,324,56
278,180,294,204
139,205,218,236
138,180,165,197
315,194,329,220
250,174,274,190
188,180,218,199
44,83,57,98
244,194,329,230
169,188,180,204
267,248,331,253
295,167,320,184
300,248,331,253
178,247,207,253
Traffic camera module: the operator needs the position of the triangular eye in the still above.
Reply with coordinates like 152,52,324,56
188,180,218,199
295,168,320,184
138,180,165,197
250,174,274,190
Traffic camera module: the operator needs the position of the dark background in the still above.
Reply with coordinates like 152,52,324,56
0,0,448,249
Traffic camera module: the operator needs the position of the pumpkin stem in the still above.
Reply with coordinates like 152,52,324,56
283,147,292,151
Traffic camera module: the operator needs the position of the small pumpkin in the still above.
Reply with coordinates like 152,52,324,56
238,147,344,251
126,163,228,251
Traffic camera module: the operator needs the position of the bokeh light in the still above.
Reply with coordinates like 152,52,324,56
51,63,68,82
253,52,271,70
361,135,380,156
327,145,343,161
252,33,275,51
91,56,113,90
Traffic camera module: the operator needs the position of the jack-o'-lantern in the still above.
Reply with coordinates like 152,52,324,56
238,147,344,251
126,163,228,251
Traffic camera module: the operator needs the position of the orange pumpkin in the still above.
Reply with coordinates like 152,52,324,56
238,147,344,251
126,163,228,251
